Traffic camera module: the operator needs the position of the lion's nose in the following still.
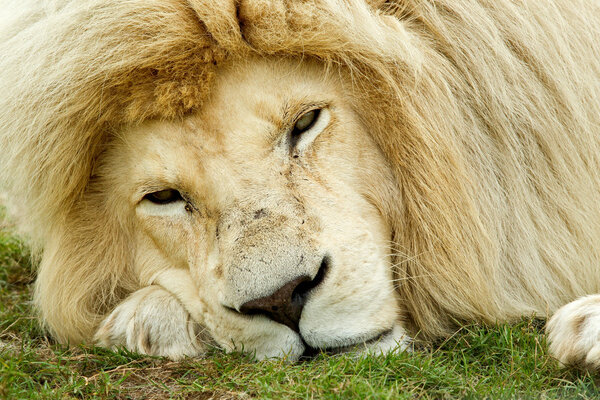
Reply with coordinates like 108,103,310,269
239,256,329,332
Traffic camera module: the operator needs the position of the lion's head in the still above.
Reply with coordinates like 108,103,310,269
3,0,600,362
89,57,407,359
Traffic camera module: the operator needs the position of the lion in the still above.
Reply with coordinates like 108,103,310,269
1,0,600,367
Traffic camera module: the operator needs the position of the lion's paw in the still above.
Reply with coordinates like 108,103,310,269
547,295,600,369
94,286,207,360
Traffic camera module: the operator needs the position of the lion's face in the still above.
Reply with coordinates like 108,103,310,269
101,57,408,360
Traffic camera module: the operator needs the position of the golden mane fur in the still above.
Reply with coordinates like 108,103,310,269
1,0,600,345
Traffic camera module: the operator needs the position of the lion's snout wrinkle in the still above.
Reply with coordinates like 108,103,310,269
238,255,329,332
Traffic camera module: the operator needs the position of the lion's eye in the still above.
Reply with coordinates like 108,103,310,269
288,107,330,154
291,109,321,143
143,189,183,204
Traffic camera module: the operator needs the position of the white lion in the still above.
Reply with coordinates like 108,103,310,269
1,0,600,367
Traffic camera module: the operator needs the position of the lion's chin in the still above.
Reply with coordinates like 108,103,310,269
303,324,410,358
252,324,410,362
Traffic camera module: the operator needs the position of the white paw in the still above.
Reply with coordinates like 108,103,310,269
94,286,208,360
547,294,600,369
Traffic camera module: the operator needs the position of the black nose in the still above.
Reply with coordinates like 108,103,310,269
239,256,329,332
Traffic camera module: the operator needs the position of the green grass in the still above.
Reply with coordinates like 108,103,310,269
1,214,598,399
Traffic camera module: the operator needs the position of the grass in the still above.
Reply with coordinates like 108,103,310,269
1,211,598,399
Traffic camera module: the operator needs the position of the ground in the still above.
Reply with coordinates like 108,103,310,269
0,207,598,399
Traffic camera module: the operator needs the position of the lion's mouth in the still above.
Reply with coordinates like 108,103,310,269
299,328,394,360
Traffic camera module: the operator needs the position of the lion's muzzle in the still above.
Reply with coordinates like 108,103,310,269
238,255,329,332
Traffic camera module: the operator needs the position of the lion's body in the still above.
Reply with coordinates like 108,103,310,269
1,0,600,364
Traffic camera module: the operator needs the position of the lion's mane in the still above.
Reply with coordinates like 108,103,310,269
1,0,600,343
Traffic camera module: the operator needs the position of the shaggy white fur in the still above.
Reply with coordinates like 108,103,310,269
1,0,600,366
